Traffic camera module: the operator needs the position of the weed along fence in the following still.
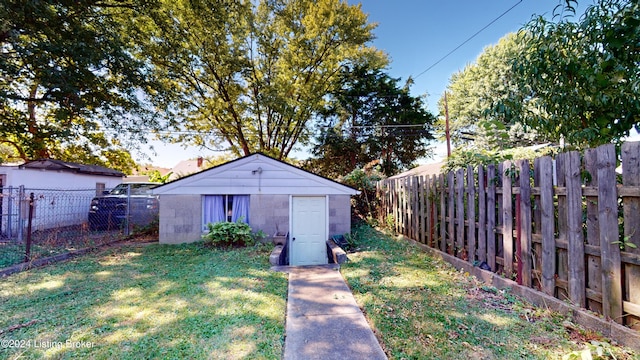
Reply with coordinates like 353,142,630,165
377,141,640,333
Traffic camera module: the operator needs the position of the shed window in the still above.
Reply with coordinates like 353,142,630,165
202,195,249,231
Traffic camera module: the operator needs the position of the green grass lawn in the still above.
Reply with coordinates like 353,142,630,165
0,242,286,359
341,224,638,360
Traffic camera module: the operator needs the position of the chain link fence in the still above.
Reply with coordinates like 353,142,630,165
0,185,159,269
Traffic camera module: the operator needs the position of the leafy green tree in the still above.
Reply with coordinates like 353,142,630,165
0,0,159,171
340,166,384,219
438,33,546,151
136,0,384,160
498,0,640,149
308,65,435,178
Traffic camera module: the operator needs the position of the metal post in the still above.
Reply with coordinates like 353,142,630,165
24,192,34,263
17,185,24,242
125,183,131,236
7,186,13,239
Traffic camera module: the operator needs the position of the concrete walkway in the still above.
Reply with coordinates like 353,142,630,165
279,265,387,360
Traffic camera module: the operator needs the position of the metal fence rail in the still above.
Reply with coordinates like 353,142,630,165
0,185,158,269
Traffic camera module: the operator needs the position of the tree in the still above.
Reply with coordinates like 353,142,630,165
0,0,159,172
497,0,640,149
136,0,385,160
308,65,435,178
438,33,547,151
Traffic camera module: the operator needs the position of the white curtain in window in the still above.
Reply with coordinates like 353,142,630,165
231,195,250,223
203,195,225,230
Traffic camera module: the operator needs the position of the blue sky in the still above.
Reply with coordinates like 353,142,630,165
356,0,590,113
144,0,592,168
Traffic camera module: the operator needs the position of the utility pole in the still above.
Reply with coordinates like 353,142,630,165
444,92,452,158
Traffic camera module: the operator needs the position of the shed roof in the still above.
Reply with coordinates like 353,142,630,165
153,153,359,196
19,159,124,177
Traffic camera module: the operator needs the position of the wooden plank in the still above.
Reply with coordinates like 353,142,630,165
456,168,465,259
403,178,408,236
565,151,586,308
412,176,418,240
584,148,603,314
440,174,447,252
448,171,455,255
408,177,413,238
388,180,394,231
487,165,497,272
422,175,427,245
556,153,569,301
392,180,397,233
622,251,640,266
394,179,400,233
624,301,640,318
431,175,437,248
419,175,425,244
424,175,431,246
408,177,413,239
622,141,640,329
411,176,421,242
398,179,404,235
532,158,543,290
467,165,476,263
519,160,532,288
597,143,623,323
478,165,487,263
422,175,428,245
497,163,505,273
502,160,514,278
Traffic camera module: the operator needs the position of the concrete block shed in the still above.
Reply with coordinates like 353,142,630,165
152,153,359,266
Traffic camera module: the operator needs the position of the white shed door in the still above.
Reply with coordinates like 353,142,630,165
290,196,328,266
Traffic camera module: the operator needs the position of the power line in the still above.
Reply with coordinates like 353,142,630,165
413,0,524,80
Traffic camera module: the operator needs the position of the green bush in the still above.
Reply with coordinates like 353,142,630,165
202,220,256,247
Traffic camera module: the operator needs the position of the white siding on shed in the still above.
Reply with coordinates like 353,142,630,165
153,154,358,196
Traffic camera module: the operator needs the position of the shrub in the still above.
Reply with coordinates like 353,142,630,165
202,220,256,247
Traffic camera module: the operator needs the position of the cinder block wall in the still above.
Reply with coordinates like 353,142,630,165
329,195,351,236
249,194,289,237
159,194,202,244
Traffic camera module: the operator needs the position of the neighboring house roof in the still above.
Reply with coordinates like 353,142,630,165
388,161,444,180
153,152,359,196
168,159,204,180
19,159,124,177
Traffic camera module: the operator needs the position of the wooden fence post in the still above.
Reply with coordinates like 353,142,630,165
422,175,429,245
392,180,398,233
538,156,556,296
502,160,514,278
519,160,532,288
448,171,455,255
467,165,476,263
622,141,640,328
440,174,447,253
487,165,497,272
566,151,586,308
456,168,465,258
556,153,569,300
584,149,603,313
478,165,487,263
597,143,623,323
430,175,437,248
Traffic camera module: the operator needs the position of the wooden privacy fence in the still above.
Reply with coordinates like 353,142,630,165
377,142,640,330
